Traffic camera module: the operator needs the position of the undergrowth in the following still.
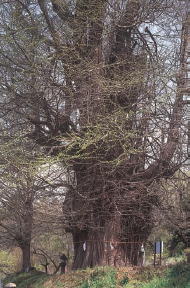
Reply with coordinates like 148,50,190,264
3,263,190,288
3,271,49,288
125,263,190,288
79,267,117,288
140,263,190,288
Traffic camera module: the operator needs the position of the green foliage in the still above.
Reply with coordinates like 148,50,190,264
166,255,186,265
3,267,117,288
173,242,186,256
3,271,49,288
184,248,190,254
37,233,65,253
119,274,129,286
60,109,137,166
0,250,17,276
79,267,117,288
3,264,190,288
126,263,190,288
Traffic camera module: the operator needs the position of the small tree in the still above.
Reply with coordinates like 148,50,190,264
0,139,66,272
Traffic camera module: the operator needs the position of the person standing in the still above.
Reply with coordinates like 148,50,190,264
59,254,68,274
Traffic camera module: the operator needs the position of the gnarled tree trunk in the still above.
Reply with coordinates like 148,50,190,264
65,161,154,268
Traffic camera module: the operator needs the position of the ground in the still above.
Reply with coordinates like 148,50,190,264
3,263,190,288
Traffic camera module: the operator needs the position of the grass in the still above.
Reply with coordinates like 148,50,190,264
125,263,190,288
140,263,190,288
3,263,190,288
3,271,49,288
79,267,117,288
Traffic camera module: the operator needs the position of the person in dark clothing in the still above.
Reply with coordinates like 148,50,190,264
54,253,68,274
59,254,68,274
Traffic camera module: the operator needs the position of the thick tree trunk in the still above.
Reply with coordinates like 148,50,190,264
19,198,33,272
67,185,152,269
70,220,150,269
64,160,153,269
20,243,31,272
72,229,105,269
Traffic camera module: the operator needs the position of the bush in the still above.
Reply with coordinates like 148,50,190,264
119,274,129,286
80,267,116,288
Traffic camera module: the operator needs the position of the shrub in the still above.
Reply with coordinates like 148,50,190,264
80,267,116,288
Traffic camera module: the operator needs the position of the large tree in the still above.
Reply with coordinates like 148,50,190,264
0,0,186,268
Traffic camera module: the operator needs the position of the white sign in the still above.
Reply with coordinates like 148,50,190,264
83,242,86,251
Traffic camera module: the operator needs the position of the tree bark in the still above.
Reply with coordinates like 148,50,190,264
70,215,151,269
186,252,190,264
20,243,31,272
19,197,33,272
65,165,153,269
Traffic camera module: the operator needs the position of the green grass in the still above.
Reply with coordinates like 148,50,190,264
79,267,117,288
125,263,190,288
3,267,118,288
0,250,18,277
3,263,190,288
3,271,49,288
143,263,190,288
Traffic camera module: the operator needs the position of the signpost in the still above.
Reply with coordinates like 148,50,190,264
154,241,163,267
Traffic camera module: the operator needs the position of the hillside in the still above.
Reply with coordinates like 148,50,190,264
3,263,190,288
